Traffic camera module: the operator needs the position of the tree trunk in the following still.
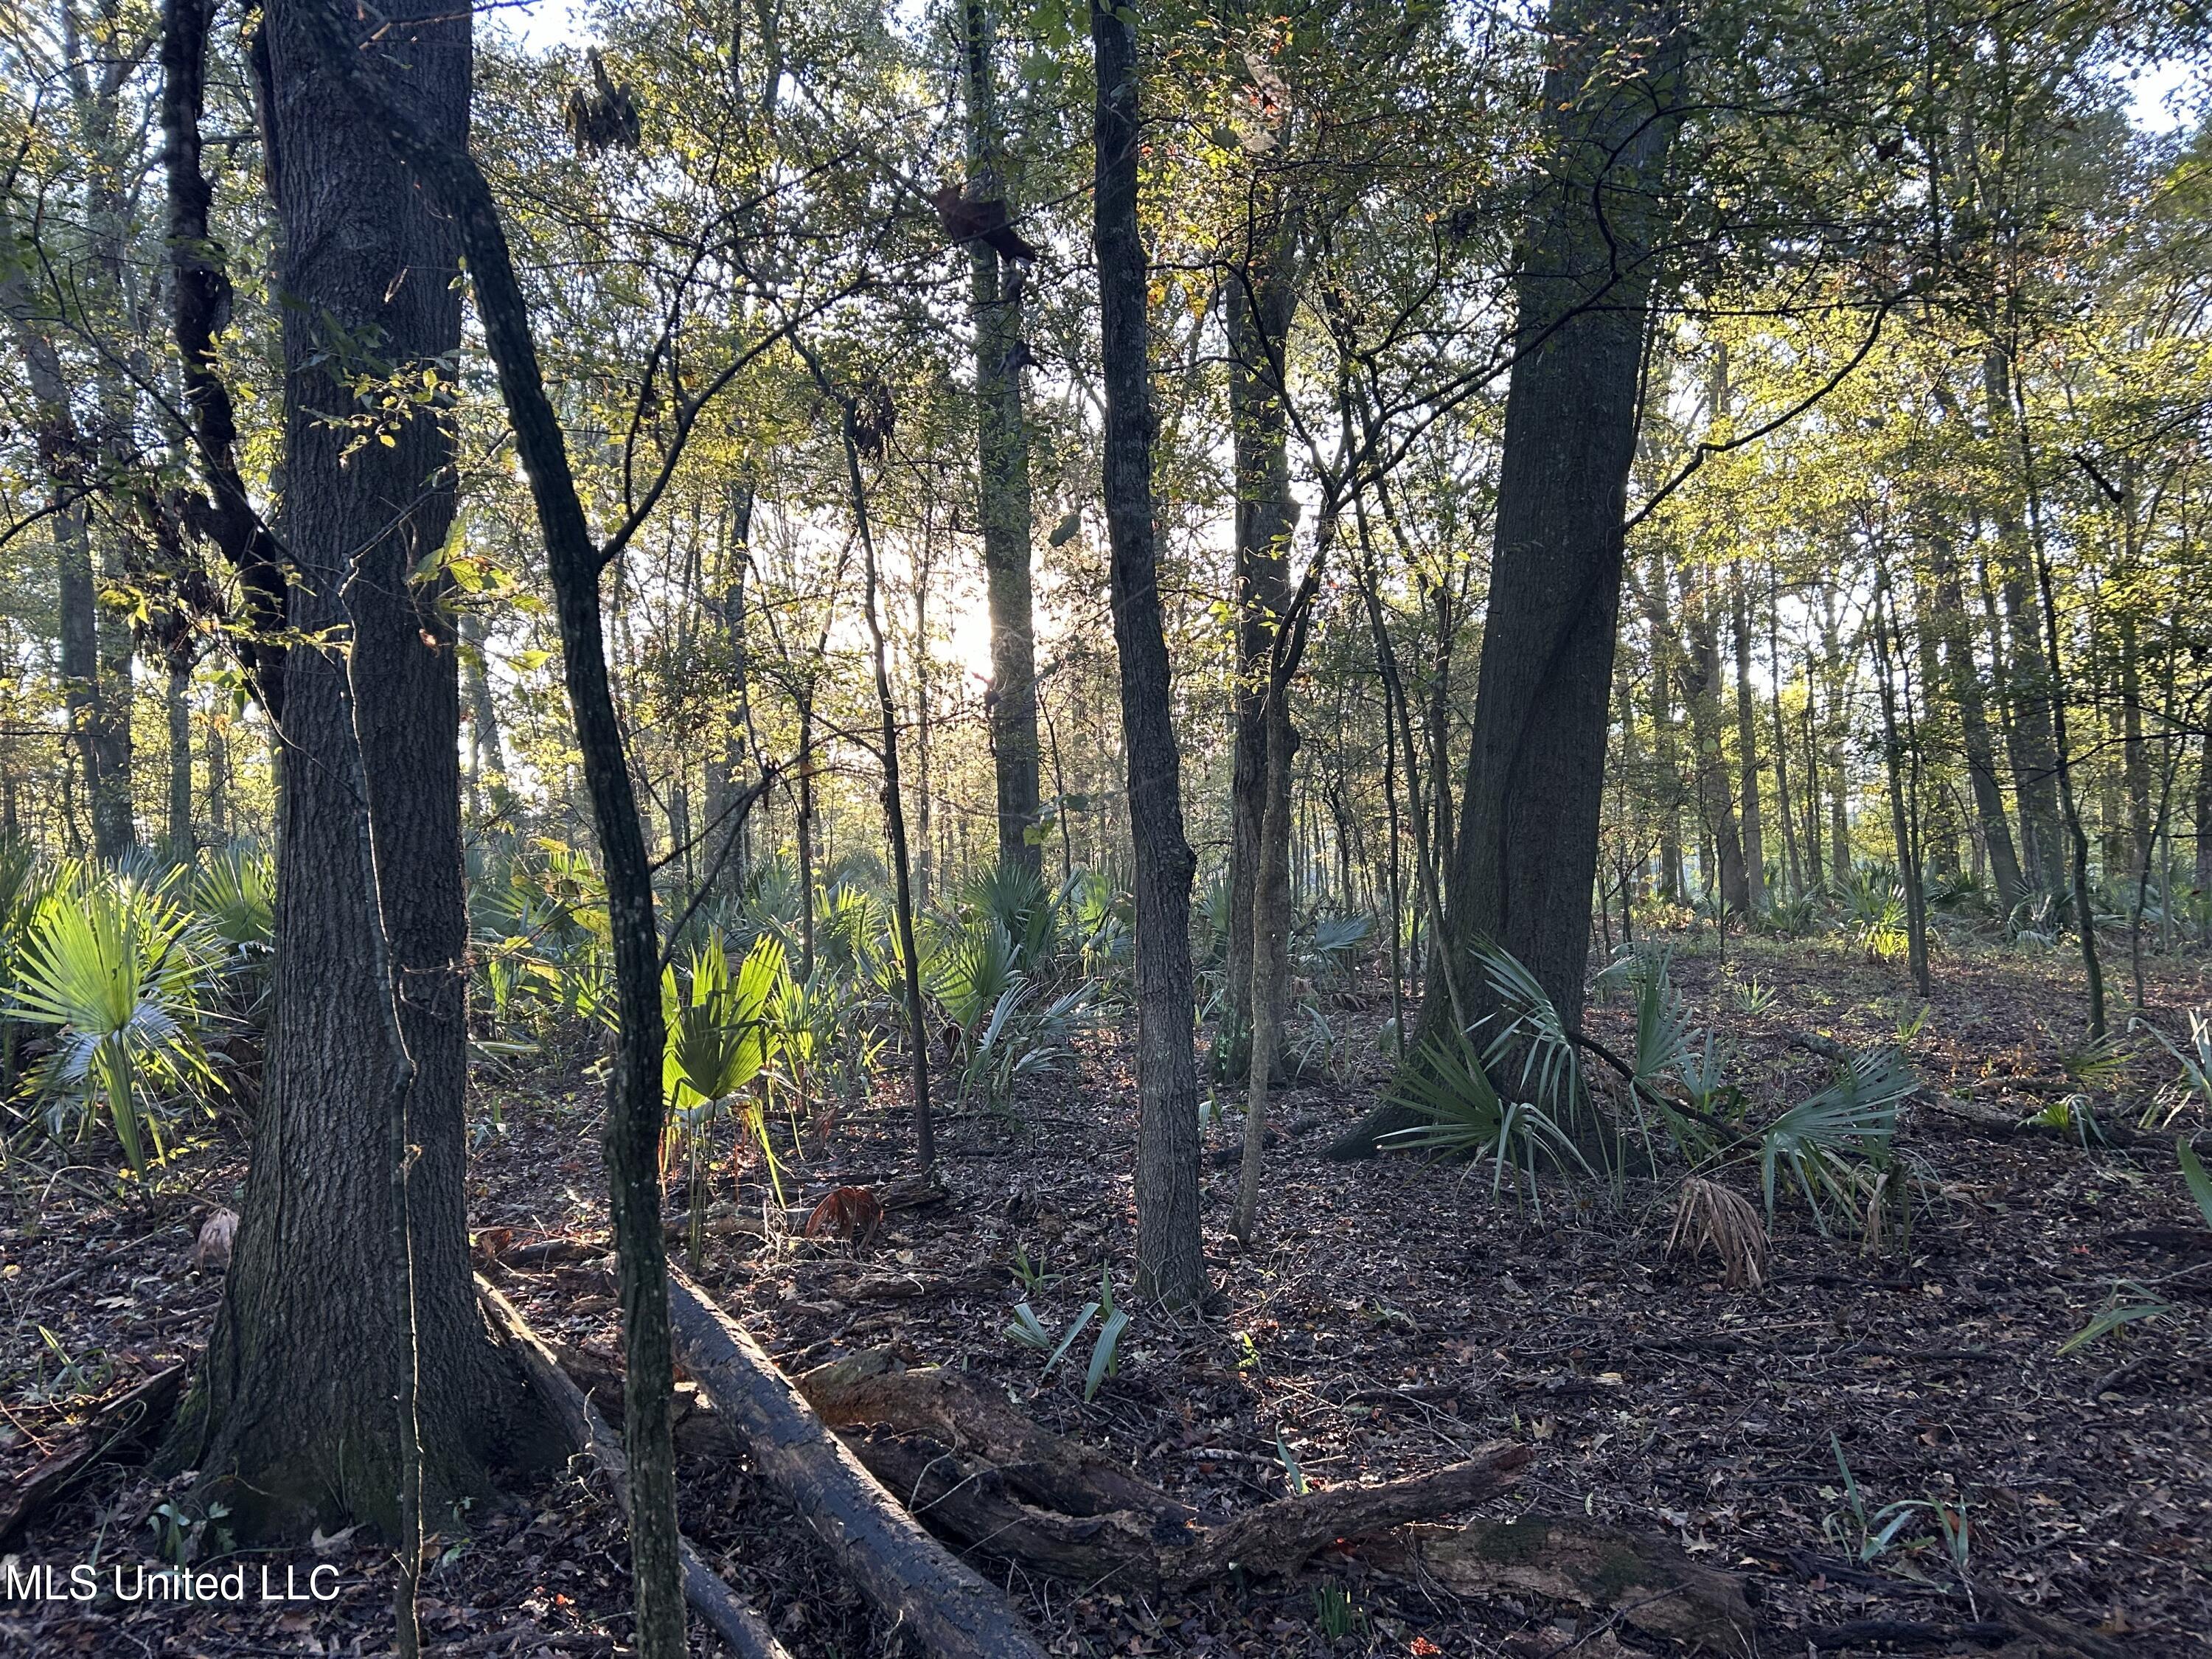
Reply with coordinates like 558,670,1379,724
1930,533,2024,913
2006,359,2104,1037
2197,734,2211,949
1222,221,1296,1054
832,386,935,1168
1983,352,2062,893
964,0,1042,872
165,659,194,863
459,612,507,822
1686,585,1749,916
1765,566,1802,900
1871,566,1930,997
319,32,700,1652
1234,557,1318,1244
1332,0,1683,1156
1644,544,1685,902
169,0,508,1547
1091,0,1204,1306
163,0,288,720
1731,563,1764,913
2118,611,2152,884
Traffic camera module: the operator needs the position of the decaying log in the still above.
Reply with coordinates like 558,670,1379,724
0,1363,184,1547
664,1267,1051,1659
474,1278,791,1659
792,1348,1532,1591
1363,1514,1754,1646
796,1346,1176,1520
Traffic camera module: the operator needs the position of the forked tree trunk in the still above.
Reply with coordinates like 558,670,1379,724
168,0,508,1548
163,0,288,720
1092,0,1205,1306
1331,0,1681,1158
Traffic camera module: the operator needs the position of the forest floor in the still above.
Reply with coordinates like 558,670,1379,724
4,933,2210,1658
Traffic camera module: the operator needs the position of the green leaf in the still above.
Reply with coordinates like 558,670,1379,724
1043,1301,1099,1376
2058,1295,2174,1355
1006,1302,1054,1352
2178,1137,2212,1231
1275,1427,1309,1495
1084,1308,1130,1401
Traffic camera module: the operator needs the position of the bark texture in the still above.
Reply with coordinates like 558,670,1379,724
1092,0,1205,1305
1222,229,1296,1054
964,0,1043,872
1332,0,1682,1157
170,0,508,1538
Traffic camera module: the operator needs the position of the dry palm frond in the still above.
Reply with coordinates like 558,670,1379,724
1668,1176,1770,1289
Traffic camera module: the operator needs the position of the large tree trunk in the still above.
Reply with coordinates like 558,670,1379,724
1332,0,1681,1157
964,0,1042,872
321,30,697,1651
1092,0,1205,1306
169,0,509,1541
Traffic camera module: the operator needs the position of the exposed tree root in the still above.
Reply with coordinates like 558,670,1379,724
791,1347,1533,1591
0,1362,184,1549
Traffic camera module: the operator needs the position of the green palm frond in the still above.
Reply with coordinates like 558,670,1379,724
1760,1046,1915,1231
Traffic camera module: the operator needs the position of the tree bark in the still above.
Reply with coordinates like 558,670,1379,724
291,20,698,1652
1983,352,2062,891
162,0,288,720
964,0,1042,872
1222,222,1296,1055
168,0,507,1550
1332,0,1683,1157
1871,564,1930,997
1930,532,2024,912
1731,562,1764,913
1686,579,1749,916
1091,0,1205,1306
164,659,193,863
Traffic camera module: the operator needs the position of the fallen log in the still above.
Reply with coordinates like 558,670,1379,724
665,1267,1050,1659
474,1278,791,1659
792,1348,1531,1590
0,1363,184,1548
1363,1514,1754,1646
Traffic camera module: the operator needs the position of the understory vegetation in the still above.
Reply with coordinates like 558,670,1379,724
4,0,2211,1652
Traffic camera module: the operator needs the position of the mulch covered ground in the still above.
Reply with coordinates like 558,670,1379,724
4,933,2208,1657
